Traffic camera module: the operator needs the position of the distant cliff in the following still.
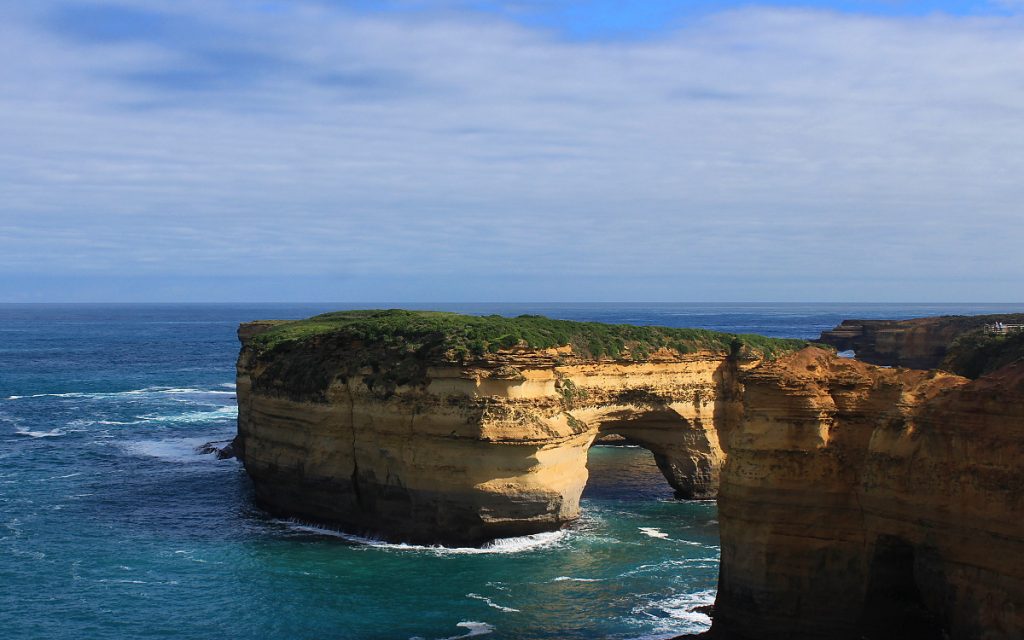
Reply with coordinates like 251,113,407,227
234,310,805,546
818,313,1024,370
711,348,1024,640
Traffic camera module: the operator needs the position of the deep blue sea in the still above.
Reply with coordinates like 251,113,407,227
2,303,1019,640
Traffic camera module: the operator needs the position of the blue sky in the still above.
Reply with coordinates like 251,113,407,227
1,0,1023,302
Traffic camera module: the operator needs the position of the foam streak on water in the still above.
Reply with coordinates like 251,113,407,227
280,520,568,555
4,303,1014,639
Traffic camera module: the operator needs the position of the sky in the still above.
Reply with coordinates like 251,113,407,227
2,0,1023,302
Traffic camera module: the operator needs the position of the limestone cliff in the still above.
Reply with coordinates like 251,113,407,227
818,313,1024,369
235,310,804,546
711,348,1024,640
235,310,1023,637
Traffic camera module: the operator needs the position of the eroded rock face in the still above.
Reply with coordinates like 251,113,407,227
235,322,753,545
712,348,1024,640
818,314,1024,369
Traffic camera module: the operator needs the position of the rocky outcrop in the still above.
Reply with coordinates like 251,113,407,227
818,314,1024,369
234,310,1023,638
711,348,1024,640
234,312,795,546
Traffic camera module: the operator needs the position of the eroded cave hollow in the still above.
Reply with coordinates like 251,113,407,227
587,407,723,500
859,536,945,640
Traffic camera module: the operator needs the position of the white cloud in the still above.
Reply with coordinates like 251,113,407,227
1,2,1023,300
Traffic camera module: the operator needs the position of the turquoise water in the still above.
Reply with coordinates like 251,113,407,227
1,303,1018,639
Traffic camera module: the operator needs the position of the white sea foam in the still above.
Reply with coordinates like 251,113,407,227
422,621,494,640
6,386,236,401
281,520,567,555
466,593,520,613
123,436,233,463
552,576,604,582
137,406,238,424
620,554,720,579
628,588,716,636
638,527,670,539
14,428,65,438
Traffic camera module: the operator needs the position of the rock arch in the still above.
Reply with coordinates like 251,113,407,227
235,327,750,545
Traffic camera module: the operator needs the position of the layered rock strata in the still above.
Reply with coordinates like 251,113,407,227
818,314,1024,369
712,348,1024,640
236,310,1023,638
234,312,790,546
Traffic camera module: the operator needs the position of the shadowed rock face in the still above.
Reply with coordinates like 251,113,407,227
712,348,1024,640
818,314,1024,370
235,313,1023,638
235,321,755,546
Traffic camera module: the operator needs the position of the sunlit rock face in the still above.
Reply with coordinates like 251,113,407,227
236,313,1023,638
712,347,1024,640
235,321,758,546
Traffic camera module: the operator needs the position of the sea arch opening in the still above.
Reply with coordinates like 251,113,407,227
572,398,728,500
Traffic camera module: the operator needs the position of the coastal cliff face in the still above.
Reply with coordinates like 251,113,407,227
234,311,797,546
712,348,1024,640
818,314,1024,369
235,311,1023,638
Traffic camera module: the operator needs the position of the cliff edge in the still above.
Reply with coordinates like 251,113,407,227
712,348,1024,639
818,313,1024,370
233,310,1023,638
234,310,805,545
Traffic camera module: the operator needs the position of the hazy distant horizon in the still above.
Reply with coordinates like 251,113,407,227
3,300,1021,307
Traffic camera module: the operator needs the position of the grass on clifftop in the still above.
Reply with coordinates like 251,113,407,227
248,309,808,361
942,329,1024,378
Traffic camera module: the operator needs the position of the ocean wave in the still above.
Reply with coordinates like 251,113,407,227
6,386,236,401
637,588,716,634
410,621,495,640
122,436,234,463
14,428,65,438
620,555,720,578
552,576,604,582
43,472,83,480
96,577,181,585
137,406,238,424
638,527,670,539
466,593,519,613
280,520,567,555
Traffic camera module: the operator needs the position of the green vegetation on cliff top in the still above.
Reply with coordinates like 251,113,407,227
942,329,1024,379
247,309,808,361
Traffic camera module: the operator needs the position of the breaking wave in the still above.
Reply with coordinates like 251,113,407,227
410,621,495,640
6,386,236,401
14,428,65,438
466,593,519,613
122,437,234,463
628,588,716,636
280,520,568,555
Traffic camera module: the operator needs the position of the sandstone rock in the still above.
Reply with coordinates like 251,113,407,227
712,347,1024,640
233,311,799,546
234,311,1023,638
818,314,1024,370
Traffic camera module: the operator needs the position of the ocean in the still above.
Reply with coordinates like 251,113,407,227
1,302,1018,640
